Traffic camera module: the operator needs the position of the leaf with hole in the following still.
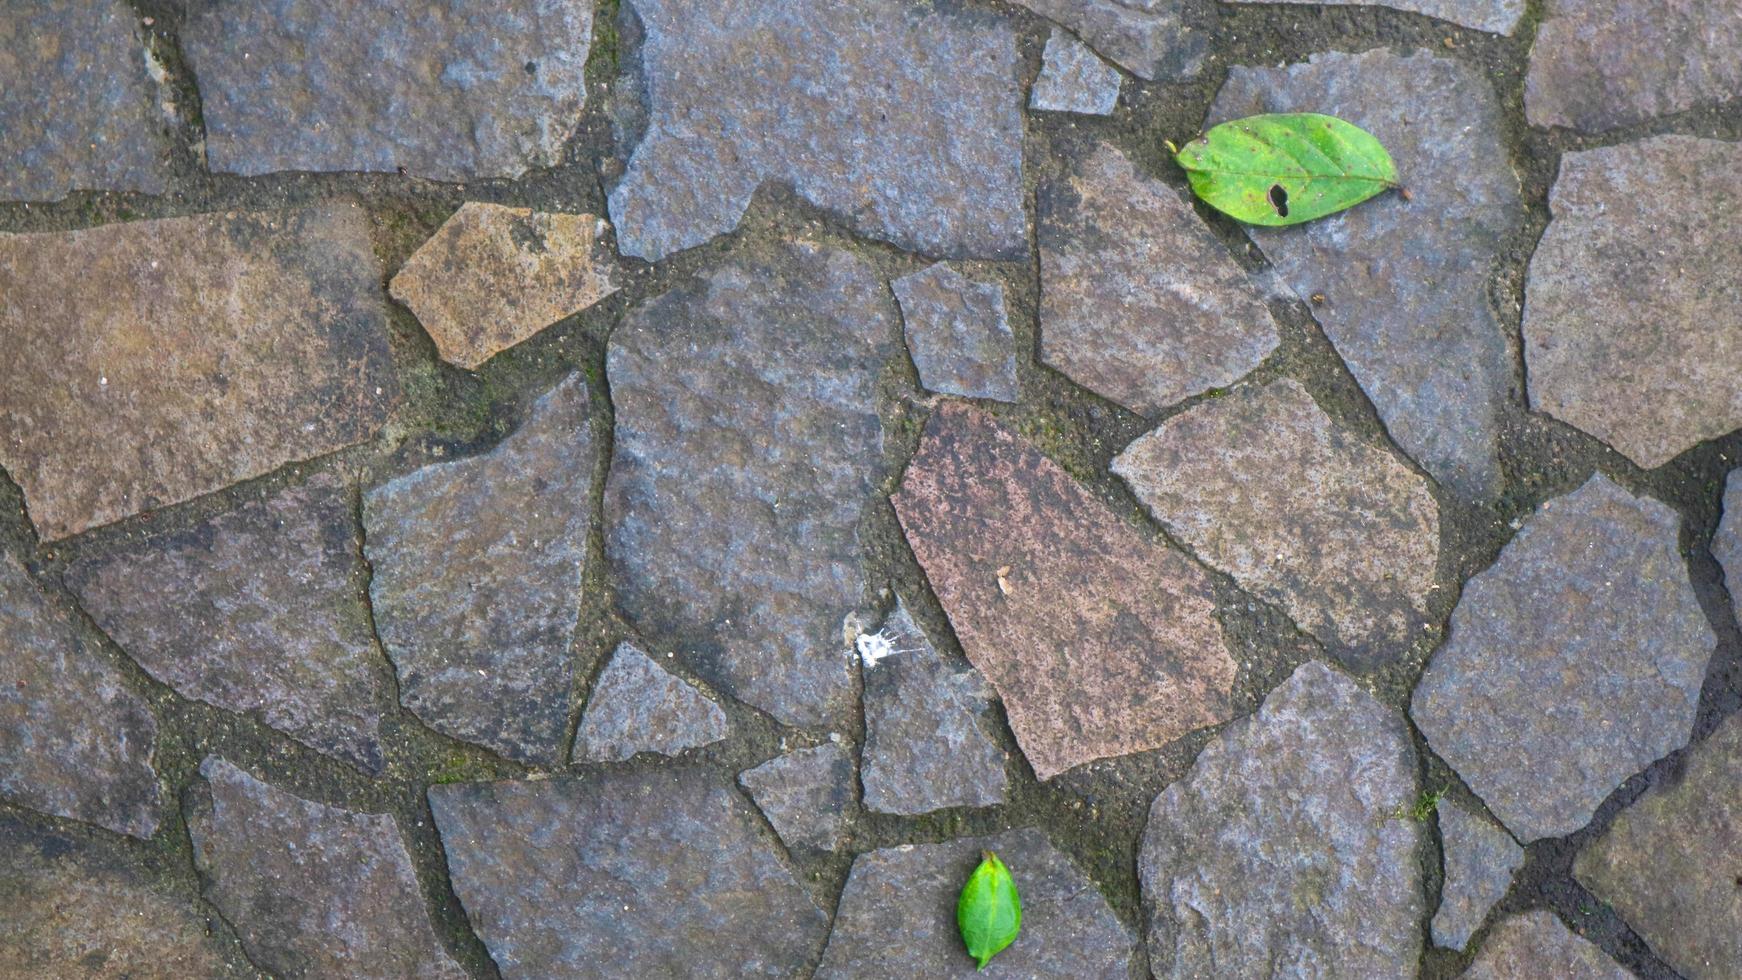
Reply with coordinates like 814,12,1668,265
1172,113,1399,226
957,850,1021,970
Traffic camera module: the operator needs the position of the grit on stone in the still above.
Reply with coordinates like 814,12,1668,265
189,758,465,980
1140,661,1424,978
1523,136,1742,469
182,0,594,180
814,828,1136,978
1006,0,1204,81
1029,32,1122,116
604,242,895,727
429,770,828,978
738,743,856,853
0,205,397,541
1576,712,1742,979
1209,49,1523,500
1463,911,1632,979
1226,0,1523,35
1113,379,1440,668
1432,799,1524,950
1714,470,1742,633
1038,140,1280,416
891,264,1020,403
0,0,173,201
609,0,1025,261
0,554,159,840
365,375,594,767
1412,475,1715,842
892,403,1237,781
69,475,387,773
573,641,729,763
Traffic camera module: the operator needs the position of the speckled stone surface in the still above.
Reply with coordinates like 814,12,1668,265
1030,32,1122,115
1432,800,1523,950
738,743,856,852
1714,469,1742,633
891,264,1020,403
574,642,729,763
1464,911,1631,979
1228,0,1524,34
1006,0,1205,80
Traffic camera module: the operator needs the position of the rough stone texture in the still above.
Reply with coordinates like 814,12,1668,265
1210,49,1522,499
610,0,1025,262
1112,379,1440,668
69,474,385,772
1576,711,1742,979
0,206,396,541
1007,0,1204,81
1412,474,1714,842
892,403,1237,780
1715,469,1742,631
737,743,855,852
815,828,1135,978
1228,0,1523,34
859,601,1008,815
1030,31,1122,115
182,0,593,180
0,0,172,201
1141,661,1423,977
430,770,827,978
1432,800,1523,950
390,204,619,370
573,642,730,763
1523,137,1742,469
604,242,895,727
0,555,159,839
189,758,464,980
892,264,1020,403
1525,0,1742,132
1038,141,1280,416
365,375,593,766
1464,911,1632,980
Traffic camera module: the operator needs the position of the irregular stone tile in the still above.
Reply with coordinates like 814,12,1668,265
189,758,465,980
738,743,856,853
1714,470,1742,630
1209,49,1522,499
892,264,1020,403
604,242,895,726
0,206,396,541
430,769,828,978
1525,0,1742,131
1112,379,1440,667
573,641,730,763
857,601,1008,815
1228,0,1523,35
390,204,619,370
68,475,386,772
0,0,173,201
1038,140,1280,416
0,555,159,839
1029,31,1122,115
182,0,593,180
1141,661,1423,977
1576,711,1742,979
892,403,1237,780
609,0,1025,261
816,828,1135,978
1007,0,1204,81
1464,911,1631,980
1412,475,1714,841
1433,800,1523,950
1523,137,1742,469
365,375,593,766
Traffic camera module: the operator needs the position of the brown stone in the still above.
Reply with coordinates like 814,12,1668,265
0,206,397,540
1464,911,1630,979
891,403,1236,780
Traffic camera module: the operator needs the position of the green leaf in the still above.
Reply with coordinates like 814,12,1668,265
957,850,1021,970
1172,113,1399,226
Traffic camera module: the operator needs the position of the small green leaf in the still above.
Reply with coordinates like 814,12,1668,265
1173,113,1399,227
957,850,1021,970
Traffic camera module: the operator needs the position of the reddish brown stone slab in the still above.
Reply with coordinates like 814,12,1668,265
891,403,1236,780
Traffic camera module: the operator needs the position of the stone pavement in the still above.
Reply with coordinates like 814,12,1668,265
1,0,1739,977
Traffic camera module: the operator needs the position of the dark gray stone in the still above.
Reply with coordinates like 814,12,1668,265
1209,49,1523,499
1464,911,1631,980
1141,661,1423,977
604,242,895,727
1007,0,1205,81
1432,800,1523,950
857,601,1007,815
68,474,386,772
0,554,159,839
189,758,465,980
815,828,1135,978
365,375,594,766
1030,32,1122,115
1412,475,1714,842
738,743,856,852
573,641,730,763
1228,0,1523,34
1715,470,1742,632
892,264,1020,403
182,0,594,180
609,0,1025,261
430,769,828,978
1039,140,1280,416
